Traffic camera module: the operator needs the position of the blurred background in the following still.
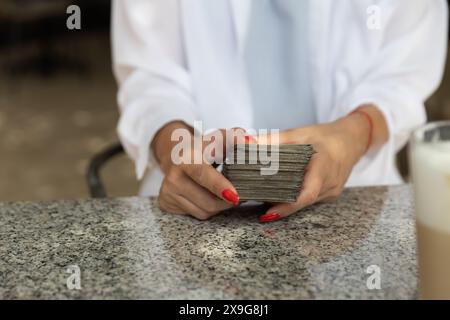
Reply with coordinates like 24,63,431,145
0,1,449,202
0,0,137,202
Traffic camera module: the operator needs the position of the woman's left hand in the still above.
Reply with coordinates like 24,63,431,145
257,105,387,222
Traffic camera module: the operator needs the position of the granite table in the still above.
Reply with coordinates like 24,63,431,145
0,185,418,299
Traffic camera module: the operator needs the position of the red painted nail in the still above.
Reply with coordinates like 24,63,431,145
244,135,257,144
221,189,239,206
259,212,282,222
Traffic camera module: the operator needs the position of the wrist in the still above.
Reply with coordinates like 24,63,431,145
349,109,373,152
151,121,193,173
336,111,371,158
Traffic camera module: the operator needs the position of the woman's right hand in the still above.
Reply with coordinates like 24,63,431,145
152,121,246,220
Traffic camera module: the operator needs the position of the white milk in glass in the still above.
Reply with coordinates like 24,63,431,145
410,122,450,299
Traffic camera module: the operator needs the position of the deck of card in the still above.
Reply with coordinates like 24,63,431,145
223,144,315,203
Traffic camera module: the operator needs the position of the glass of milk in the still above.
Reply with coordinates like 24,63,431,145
409,121,450,299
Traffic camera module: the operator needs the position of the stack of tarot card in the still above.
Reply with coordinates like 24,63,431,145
223,144,315,203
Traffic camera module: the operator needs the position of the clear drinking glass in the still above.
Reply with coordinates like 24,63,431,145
409,121,450,299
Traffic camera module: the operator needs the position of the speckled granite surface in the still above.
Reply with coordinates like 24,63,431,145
0,185,417,299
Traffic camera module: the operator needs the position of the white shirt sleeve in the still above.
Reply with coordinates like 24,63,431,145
112,0,197,179
338,0,448,153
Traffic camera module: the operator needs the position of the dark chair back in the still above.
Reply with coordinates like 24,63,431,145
86,143,124,198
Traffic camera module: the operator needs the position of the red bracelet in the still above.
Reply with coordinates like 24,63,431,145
350,109,373,152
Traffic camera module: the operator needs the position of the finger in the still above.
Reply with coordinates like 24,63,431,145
176,173,233,213
222,127,256,154
202,128,255,165
161,168,233,213
159,173,198,215
158,193,187,215
173,194,216,220
256,129,297,145
316,186,343,204
258,154,326,222
182,164,240,206
257,128,313,145
224,127,250,145
318,195,339,204
279,129,312,144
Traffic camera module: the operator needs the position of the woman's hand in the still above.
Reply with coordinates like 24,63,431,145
257,105,388,222
152,121,248,220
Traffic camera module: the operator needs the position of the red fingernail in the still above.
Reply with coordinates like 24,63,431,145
244,135,257,144
259,212,282,222
221,189,239,206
